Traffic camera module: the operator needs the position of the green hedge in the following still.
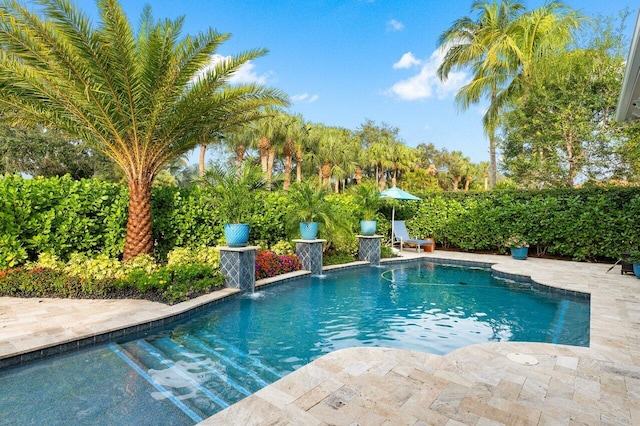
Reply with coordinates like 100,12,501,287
409,188,640,261
0,176,297,268
2,176,638,267
0,175,128,268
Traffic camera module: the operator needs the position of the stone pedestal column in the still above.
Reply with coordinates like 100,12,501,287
358,235,382,266
293,239,326,276
218,246,258,293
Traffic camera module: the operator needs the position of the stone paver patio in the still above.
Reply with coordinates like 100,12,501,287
1,250,639,425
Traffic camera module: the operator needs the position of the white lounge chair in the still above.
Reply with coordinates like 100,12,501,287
392,220,433,252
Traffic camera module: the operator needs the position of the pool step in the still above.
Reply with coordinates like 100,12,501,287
195,332,283,380
113,335,284,419
107,343,205,423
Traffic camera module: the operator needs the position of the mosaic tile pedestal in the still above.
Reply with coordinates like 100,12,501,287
357,235,382,266
293,239,326,276
218,246,258,292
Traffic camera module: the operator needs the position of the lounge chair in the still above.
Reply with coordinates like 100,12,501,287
392,220,433,252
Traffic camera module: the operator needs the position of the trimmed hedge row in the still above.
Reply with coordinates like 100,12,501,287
0,175,128,268
0,176,298,268
2,176,638,267
408,188,640,261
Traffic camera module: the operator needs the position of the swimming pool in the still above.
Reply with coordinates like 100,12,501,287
0,261,590,425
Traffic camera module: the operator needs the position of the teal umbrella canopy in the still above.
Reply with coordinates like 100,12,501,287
379,187,421,201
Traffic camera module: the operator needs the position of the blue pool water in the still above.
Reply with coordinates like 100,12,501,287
0,261,590,425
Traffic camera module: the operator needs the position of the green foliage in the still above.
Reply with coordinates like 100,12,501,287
2,253,224,304
249,192,292,247
200,165,266,224
119,263,224,305
0,124,118,180
323,252,356,266
410,188,640,261
151,185,223,260
166,246,221,268
269,241,295,255
286,182,332,223
0,175,128,268
351,182,381,220
380,246,397,258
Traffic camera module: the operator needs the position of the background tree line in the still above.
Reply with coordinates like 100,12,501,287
3,6,639,193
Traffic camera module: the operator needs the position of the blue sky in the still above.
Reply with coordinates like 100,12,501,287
75,0,639,165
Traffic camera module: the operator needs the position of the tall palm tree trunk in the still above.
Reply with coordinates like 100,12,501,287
334,179,339,193
236,144,246,178
321,162,331,187
124,177,154,260
489,134,497,188
199,144,208,178
392,166,398,187
355,167,362,184
284,155,292,189
258,136,270,175
296,147,303,183
283,140,294,190
266,146,276,190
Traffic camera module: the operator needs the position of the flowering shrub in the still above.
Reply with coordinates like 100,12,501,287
505,235,529,248
255,250,301,280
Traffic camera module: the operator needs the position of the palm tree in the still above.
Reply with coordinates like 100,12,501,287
253,107,285,188
437,0,580,188
0,0,288,259
224,126,254,178
281,113,308,190
438,0,524,189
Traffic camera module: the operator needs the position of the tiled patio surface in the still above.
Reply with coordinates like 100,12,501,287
1,250,639,425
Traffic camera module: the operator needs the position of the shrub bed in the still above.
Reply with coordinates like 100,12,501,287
0,264,224,305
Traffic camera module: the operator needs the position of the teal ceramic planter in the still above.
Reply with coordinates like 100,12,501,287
224,223,249,247
300,222,319,240
360,220,377,236
634,264,640,279
510,246,528,260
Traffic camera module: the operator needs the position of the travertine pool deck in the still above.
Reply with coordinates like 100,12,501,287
1,251,639,425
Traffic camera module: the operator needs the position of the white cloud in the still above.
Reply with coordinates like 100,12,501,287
291,93,319,103
193,54,270,85
389,48,469,101
387,19,405,32
393,52,421,69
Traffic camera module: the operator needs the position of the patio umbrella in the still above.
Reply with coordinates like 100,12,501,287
379,187,421,245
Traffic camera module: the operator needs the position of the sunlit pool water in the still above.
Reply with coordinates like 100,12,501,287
0,261,590,425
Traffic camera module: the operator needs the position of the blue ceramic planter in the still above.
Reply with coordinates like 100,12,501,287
360,220,377,236
300,222,319,240
224,223,249,247
510,246,528,260
634,264,640,279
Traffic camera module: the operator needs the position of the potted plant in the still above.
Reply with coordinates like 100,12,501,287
353,183,381,236
202,164,265,247
505,235,529,260
628,249,640,279
286,182,332,240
